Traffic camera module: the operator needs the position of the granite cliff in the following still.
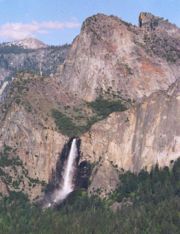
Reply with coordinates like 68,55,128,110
59,13,180,102
0,12,179,198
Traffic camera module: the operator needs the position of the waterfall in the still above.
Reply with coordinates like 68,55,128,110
0,81,9,99
44,138,78,208
53,138,78,202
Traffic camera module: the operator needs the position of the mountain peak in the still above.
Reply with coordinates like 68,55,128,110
6,37,47,49
81,13,131,32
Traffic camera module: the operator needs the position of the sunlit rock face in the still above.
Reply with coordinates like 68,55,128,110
0,75,71,200
59,13,180,102
81,79,180,195
0,103,67,200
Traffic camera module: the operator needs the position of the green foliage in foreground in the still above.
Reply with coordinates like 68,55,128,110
0,159,179,234
0,194,179,234
111,158,180,205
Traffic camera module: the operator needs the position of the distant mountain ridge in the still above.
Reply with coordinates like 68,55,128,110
0,38,70,82
2,37,47,49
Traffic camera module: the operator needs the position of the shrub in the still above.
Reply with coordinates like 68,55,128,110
52,109,81,136
89,96,128,118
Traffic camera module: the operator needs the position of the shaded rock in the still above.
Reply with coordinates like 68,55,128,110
88,160,119,197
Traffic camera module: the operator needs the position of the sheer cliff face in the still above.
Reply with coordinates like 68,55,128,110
0,12,180,198
83,80,180,171
81,80,180,194
60,13,180,102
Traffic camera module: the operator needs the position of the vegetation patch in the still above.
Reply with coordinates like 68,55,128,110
89,96,128,118
52,109,81,136
52,97,129,137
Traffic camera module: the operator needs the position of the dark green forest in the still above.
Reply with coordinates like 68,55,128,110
0,159,179,234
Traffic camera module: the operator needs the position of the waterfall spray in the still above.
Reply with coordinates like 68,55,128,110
44,138,78,208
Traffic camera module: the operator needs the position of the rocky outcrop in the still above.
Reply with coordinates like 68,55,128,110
139,12,180,64
139,12,180,35
139,12,162,29
88,160,119,196
59,13,180,102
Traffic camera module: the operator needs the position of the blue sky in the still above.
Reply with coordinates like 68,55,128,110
0,0,179,45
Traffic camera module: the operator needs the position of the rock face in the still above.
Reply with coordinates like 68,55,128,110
0,75,70,199
81,79,180,195
59,13,180,102
0,105,66,181
139,12,180,64
0,12,179,198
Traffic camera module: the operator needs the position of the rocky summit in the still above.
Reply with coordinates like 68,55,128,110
59,13,180,102
0,12,179,199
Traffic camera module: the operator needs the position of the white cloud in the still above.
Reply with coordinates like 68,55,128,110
0,20,81,41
